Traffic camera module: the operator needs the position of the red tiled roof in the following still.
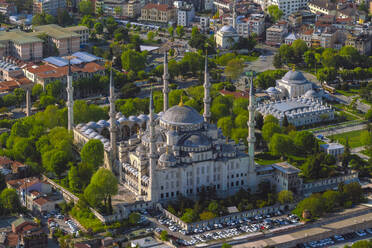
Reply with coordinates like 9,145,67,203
143,3,173,11
7,177,40,190
0,156,12,166
220,89,249,99
27,62,105,79
6,233,18,247
33,197,49,206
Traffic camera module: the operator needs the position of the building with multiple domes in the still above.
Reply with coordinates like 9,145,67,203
215,0,240,49
259,70,334,127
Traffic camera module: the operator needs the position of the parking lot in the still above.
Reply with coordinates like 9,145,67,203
157,212,301,246
300,229,372,248
41,211,81,237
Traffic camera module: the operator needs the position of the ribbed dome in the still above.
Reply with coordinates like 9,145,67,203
282,70,307,84
161,105,203,125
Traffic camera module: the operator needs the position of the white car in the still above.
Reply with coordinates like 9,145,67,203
356,230,367,236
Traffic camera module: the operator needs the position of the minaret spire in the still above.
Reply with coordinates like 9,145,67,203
109,66,117,165
148,87,157,202
203,54,211,123
247,76,256,170
232,0,237,29
163,51,170,112
26,89,31,117
66,59,74,131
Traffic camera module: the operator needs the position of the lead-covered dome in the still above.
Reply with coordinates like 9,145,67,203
282,70,307,84
220,25,237,34
161,105,203,125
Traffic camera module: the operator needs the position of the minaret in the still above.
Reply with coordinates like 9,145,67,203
247,78,256,169
26,89,31,117
66,60,74,131
163,51,170,112
148,88,157,202
232,0,237,29
203,55,211,123
109,67,117,162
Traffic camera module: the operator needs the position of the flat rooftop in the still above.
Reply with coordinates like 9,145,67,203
272,162,301,174
32,24,80,39
0,30,42,45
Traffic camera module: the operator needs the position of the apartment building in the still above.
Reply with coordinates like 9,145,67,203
25,62,105,88
0,30,43,62
124,0,141,18
63,26,90,45
224,14,265,37
33,0,66,16
346,33,372,55
176,2,195,27
32,24,81,56
266,21,288,46
269,0,309,17
0,0,17,16
140,3,176,23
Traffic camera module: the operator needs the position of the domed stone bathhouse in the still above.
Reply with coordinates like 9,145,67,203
274,70,313,98
73,55,306,206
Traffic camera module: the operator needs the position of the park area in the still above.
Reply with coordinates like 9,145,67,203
328,130,364,148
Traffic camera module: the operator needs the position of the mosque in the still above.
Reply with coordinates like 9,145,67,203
215,0,239,49
72,53,309,206
258,70,335,127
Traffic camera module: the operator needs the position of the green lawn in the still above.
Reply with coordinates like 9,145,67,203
336,89,360,97
361,149,372,157
328,130,364,148
255,153,281,165
237,55,259,62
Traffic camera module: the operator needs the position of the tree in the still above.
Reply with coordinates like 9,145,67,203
57,9,73,26
262,122,282,142
291,39,308,62
1,188,21,213
180,208,197,223
129,212,140,225
267,5,283,22
293,195,325,219
278,190,294,204
278,44,294,64
13,88,25,106
351,240,372,248
322,190,341,212
365,109,372,121
176,25,185,38
264,114,279,125
114,6,122,16
49,150,70,179
304,50,316,68
160,230,169,241
168,26,174,39
217,117,233,137
79,0,94,15
32,84,43,99
343,182,363,204
273,53,282,68
121,50,146,72
94,22,104,35
147,31,155,42
85,168,118,212
293,131,317,154
268,133,294,158
225,58,244,80
316,67,337,83
81,139,104,170
200,211,216,220
68,165,80,192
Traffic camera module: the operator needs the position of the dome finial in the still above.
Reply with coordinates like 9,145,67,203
178,93,184,107
166,146,169,154
292,65,295,71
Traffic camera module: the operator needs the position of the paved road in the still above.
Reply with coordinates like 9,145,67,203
314,123,367,137
351,146,370,161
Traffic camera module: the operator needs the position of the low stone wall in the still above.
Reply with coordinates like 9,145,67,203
163,203,297,232
42,175,79,204
303,173,359,195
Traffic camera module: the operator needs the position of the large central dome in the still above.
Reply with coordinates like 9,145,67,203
161,105,204,125
282,70,308,84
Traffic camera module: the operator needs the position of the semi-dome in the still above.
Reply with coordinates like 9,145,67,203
282,70,307,84
266,87,280,93
304,89,318,99
220,25,237,34
182,134,210,147
161,105,203,125
159,152,176,164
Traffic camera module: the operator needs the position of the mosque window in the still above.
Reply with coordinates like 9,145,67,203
161,193,164,199
236,181,239,186
166,193,169,197
161,186,164,190
231,182,234,187
241,180,244,185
